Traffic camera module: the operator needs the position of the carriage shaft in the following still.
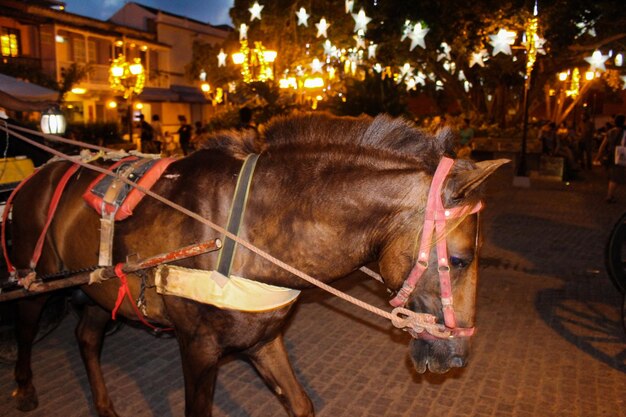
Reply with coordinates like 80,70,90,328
0,239,222,302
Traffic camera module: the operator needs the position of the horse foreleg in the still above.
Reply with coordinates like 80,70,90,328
246,335,314,417
13,295,48,411
75,303,119,417
177,335,220,417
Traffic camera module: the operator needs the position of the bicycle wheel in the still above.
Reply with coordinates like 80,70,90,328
605,211,626,293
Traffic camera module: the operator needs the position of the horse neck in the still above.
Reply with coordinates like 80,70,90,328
246,154,427,289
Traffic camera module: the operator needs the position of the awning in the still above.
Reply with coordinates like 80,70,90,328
0,73,59,111
137,85,209,104
138,87,179,102
171,85,208,103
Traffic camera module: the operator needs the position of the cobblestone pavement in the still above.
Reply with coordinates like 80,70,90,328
1,164,625,417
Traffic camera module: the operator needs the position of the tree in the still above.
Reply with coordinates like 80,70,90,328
193,1,626,125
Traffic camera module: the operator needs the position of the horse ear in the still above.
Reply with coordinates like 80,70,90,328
449,159,510,201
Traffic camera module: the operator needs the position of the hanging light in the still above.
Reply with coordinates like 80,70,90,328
40,106,66,135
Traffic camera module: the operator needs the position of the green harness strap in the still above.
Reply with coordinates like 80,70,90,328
216,153,260,277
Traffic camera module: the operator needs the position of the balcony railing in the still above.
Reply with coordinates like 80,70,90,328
59,61,170,89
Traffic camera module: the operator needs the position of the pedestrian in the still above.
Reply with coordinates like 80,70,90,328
138,114,155,154
177,115,192,155
151,114,164,154
595,114,626,203
539,122,557,155
578,114,595,170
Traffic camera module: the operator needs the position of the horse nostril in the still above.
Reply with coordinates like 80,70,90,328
450,356,465,368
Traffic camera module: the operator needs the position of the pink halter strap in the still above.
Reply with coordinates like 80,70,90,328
389,157,482,339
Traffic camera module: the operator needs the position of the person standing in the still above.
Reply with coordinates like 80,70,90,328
151,114,164,154
595,114,626,203
138,114,155,154
578,114,595,170
177,115,193,155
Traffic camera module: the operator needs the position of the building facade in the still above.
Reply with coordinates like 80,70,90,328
0,0,230,136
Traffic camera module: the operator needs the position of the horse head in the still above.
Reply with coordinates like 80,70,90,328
379,155,508,374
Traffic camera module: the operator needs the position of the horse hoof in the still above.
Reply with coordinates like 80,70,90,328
12,387,39,411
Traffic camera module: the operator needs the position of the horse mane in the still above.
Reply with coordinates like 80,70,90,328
201,112,455,172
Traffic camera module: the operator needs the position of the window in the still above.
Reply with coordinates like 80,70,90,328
1,28,20,57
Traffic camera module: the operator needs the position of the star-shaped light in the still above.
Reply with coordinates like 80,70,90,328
354,35,366,50
239,23,248,40
584,50,609,72
310,58,323,74
621,75,626,90
345,0,354,14
469,49,488,67
249,2,264,21
295,7,309,27
437,42,451,62
534,36,547,55
351,8,372,33
373,63,383,73
368,43,377,59
575,20,597,38
217,49,227,67
408,22,429,51
489,29,516,56
323,40,335,56
401,20,412,42
316,18,330,38
406,77,417,91
415,71,427,86
400,63,414,78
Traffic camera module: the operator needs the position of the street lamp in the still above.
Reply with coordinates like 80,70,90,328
40,106,66,135
232,40,277,83
109,55,145,141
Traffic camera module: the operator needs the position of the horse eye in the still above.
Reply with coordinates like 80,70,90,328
449,256,470,269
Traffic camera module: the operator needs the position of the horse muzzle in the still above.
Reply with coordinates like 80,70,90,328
409,337,471,374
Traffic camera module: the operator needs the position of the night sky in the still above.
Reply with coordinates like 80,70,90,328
63,0,234,26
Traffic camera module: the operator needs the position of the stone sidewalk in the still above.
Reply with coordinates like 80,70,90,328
1,164,625,417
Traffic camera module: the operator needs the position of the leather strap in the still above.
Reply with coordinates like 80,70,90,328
216,154,260,277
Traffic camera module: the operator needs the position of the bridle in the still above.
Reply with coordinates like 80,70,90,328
389,156,482,340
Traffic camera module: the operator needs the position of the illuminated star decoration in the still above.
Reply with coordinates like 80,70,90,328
345,0,354,14
368,43,377,59
584,50,609,72
621,75,626,90
401,20,412,41
535,36,547,54
295,7,309,27
408,22,429,50
239,23,248,40
249,2,264,21
217,49,227,67
469,49,488,67
489,28,517,55
316,18,330,38
310,58,323,74
437,42,452,62
354,34,366,50
352,8,372,33
400,63,414,78
323,40,336,57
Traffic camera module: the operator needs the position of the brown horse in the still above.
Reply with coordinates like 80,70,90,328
7,113,506,417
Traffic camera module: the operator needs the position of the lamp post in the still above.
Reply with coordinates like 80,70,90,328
514,2,540,185
232,40,277,83
109,55,145,142
40,105,66,135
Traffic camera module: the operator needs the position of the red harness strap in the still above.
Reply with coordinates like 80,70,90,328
2,163,80,275
112,263,173,333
